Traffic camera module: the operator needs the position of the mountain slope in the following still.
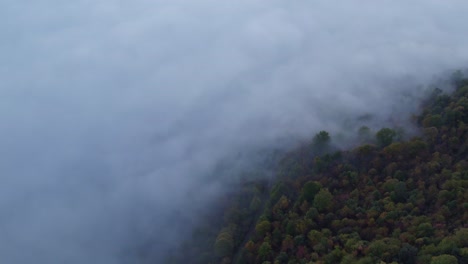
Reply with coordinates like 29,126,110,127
169,73,468,264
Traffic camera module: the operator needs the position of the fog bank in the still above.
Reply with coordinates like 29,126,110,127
1,0,468,263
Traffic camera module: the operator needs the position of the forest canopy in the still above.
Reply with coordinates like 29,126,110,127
169,73,468,264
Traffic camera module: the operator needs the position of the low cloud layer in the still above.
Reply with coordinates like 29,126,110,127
1,0,468,263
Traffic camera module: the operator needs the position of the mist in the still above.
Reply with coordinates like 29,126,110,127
1,0,468,263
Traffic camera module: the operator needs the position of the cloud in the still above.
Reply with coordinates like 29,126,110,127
1,0,468,263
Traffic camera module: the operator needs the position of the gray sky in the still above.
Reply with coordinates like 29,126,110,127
1,0,468,263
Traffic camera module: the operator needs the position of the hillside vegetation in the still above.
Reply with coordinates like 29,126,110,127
168,73,468,264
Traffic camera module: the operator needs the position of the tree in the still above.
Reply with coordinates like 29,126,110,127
398,243,418,264
368,239,386,258
423,115,443,128
214,231,234,258
308,230,323,245
258,242,272,261
313,188,333,212
255,220,271,237
453,228,468,247
313,131,331,146
430,254,458,264
437,237,459,255
281,235,294,252
391,181,408,203
302,181,322,203
312,130,331,154
376,128,397,147
245,240,255,252
417,222,434,238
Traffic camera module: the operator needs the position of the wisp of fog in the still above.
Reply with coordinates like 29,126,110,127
1,0,468,263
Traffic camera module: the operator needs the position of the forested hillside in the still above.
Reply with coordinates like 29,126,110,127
168,73,468,264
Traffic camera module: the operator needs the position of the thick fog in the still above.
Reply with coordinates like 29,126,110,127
1,0,468,263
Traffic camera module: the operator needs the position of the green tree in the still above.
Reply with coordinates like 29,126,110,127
368,239,386,258
302,181,322,203
313,131,331,146
313,188,333,212
376,128,397,147
453,228,468,247
214,231,234,258
258,242,272,261
255,220,271,237
437,237,459,255
391,181,408,203
423,114,443,128
417,222,434,238
312,130,331,154
399,243,418,264
430,254,458,264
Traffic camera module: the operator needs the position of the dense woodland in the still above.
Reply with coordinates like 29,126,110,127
167,72,468,264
